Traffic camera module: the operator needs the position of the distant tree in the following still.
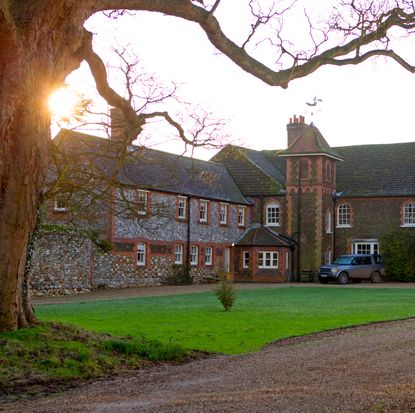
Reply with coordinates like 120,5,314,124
1,0,415,331
380,231,415,281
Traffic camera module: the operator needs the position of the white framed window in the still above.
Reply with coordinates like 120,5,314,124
204,246,213,266
237,206,245,227
177,197,187,220
285,251,289,270
54,197,68,212
199,200,208,223
403,202,415,226
243,251,250,269
137,190,148,215
174,244,183,264
190,245,198,265
137,242,146,266
352,240,379,255
266,202,280,226
326,209,332,234
337,204,351,227
258,251,279,269
219,203,228,225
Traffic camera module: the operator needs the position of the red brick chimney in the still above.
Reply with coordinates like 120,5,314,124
287,115,306,147
110,107,126,140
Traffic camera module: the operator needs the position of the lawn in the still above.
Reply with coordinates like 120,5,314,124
36,286,415,354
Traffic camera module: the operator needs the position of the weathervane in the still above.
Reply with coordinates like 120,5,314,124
305,96,323,122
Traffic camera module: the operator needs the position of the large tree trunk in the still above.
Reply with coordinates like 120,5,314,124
0,1,87,331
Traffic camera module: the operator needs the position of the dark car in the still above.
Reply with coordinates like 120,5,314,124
319,254,385,284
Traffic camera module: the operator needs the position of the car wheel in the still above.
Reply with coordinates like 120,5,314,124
337,272,349,285
371,271,383,283
319,277,329,284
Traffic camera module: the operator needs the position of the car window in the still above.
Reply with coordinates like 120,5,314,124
362,257,372,265
334,256,354,265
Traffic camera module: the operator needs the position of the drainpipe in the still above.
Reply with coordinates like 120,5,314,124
186,196,191,281
259,195,264,226
332,192,337,261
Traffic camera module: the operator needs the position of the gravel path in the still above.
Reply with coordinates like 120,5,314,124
3,318,415,413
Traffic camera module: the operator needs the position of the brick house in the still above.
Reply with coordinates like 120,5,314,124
29,115,415,294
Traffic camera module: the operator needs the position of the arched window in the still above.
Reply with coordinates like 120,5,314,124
325,209,332,234
337,204,351,227
403,202,415,226
266,202,280,226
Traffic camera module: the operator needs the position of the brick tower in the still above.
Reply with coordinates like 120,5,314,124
280,116,343,274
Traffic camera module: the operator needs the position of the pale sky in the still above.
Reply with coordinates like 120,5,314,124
57,3,415,160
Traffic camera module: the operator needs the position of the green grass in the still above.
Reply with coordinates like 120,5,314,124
35,286,415,354
0,322,188,395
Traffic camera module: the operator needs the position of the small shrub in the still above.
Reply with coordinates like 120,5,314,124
166,264,192,285
214,272,236,312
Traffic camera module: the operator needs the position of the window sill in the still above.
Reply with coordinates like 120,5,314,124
336,225,351,228
401,224,415,227
265,223,280,227
258,266,278,269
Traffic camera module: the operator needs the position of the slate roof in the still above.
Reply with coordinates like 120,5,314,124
234,224,296,247
335,142,415,197
212,131,415,198
211,146,283,196
55,130,251,205
279,123,343,161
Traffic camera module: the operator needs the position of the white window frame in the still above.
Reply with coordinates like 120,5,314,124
326,209,332,234
204,246,213,266
266,202,280,227
337,204,351,228
137,190,148,215
199,200,208,223
403,202,415,227
174,244,183,264
54,197,68,212
285,251,289,270
219,203,228,225
190,245,198,266
137,242,146,266
178,196,187,220
352,240,379,255
237,206,246,227
243,251,250,269
258,251,279,269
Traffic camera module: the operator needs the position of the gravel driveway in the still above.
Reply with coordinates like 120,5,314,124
3,318,415,413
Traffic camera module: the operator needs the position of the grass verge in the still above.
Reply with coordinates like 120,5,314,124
0,322,189,401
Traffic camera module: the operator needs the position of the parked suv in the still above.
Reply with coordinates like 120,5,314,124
319,254,385,284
